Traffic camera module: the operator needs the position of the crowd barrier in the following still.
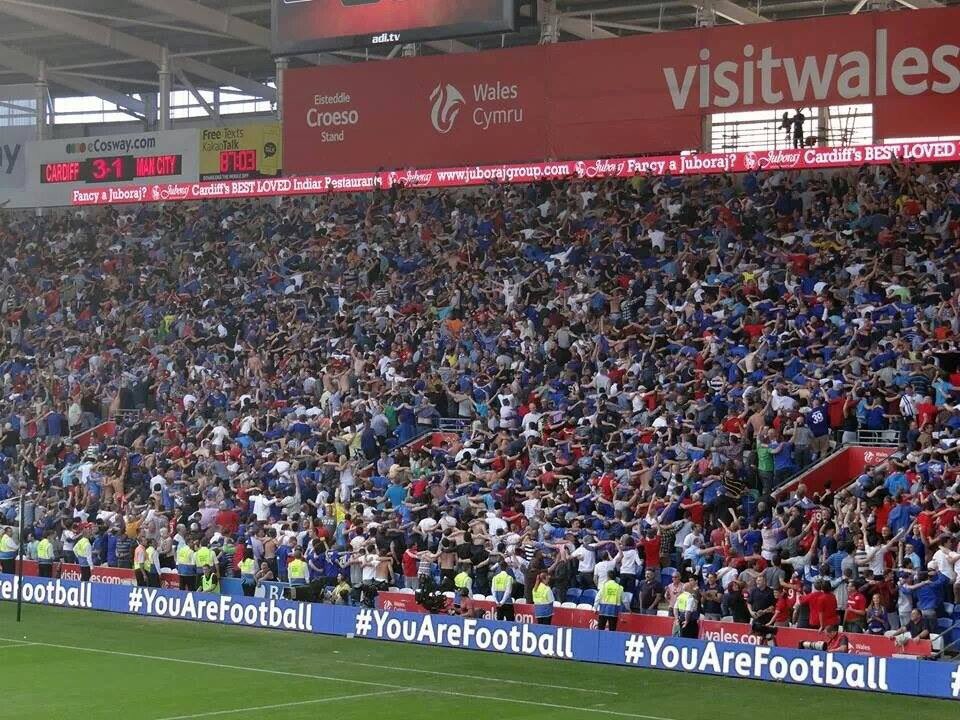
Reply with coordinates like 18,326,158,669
1,574,957,701
377,591,933,658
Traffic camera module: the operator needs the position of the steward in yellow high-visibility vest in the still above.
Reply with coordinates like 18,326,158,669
674,588,692,635
239,554,257,597
532,572,554,625
177,541,197,592
144,541,159,587
453,568,472,610
194,543,216,572
491,565,515,621
288,549,308,587
74,531,94,582
199,567,220,594
37,531,55,578
595,571,626,631
0,527,18,576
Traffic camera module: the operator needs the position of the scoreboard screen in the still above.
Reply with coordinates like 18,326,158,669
272,0,517,54
41,154,183,184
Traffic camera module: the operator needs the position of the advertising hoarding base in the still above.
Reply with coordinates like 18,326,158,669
1,574,957,701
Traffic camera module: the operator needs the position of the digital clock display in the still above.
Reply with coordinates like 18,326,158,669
220,149,258,175
41,154,183,184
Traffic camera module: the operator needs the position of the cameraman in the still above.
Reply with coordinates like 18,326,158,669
799,624,849,653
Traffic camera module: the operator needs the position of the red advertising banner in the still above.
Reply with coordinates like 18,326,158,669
57,563,136,585
376,592,933,658
282,7,960,173
698,620,932,659
16,560,180,589
70,140,960,207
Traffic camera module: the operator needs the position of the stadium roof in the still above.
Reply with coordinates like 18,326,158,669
0,0,954,114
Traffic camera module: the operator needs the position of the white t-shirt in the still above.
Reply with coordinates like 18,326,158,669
619,548,642,575
211,425,230,447
594,558,615,587
418,517,438,535
251,495,276,522
570,545,596,573
933,548,957,581
521,497,540,519
486,514,507,536
361,553,379,582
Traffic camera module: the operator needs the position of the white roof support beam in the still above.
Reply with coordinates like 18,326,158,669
126,0,270,47
175,69,219,121
0,41,144,115
894,0,942,7
0,0,275,101
687,1,770,24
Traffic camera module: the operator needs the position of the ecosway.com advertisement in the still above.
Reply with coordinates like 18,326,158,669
1,574,958,701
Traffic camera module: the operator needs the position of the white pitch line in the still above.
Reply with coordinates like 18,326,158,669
0,641,35,649
151,689,411,720
338,658,619,695
0,636,672,720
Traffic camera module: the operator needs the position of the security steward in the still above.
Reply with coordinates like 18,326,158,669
239,553,257,597
199,564,220,594
37,530,55,578
490,563,515,621
453,564,473,614
0,526,18,575
287,548,309,598
176,539,197,591
595,570,628,631
73,526,94,582
532,572,555,625
193,540,217,579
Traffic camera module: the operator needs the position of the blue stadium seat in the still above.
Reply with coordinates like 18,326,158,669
565,588,582,604
580,589,597,605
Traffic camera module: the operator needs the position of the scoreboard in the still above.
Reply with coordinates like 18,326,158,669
41,154,183,184
25,130,198,207
272,0,518,54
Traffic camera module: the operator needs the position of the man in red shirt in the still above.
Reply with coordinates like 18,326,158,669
796,579,840,631
771,586,792,626
844,580,867,633
916,396,937,429
639,528,662,571
214,502,240,535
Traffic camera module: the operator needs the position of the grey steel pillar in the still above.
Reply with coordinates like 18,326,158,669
275,56,288,122
35,60,47,140
158,47,171,130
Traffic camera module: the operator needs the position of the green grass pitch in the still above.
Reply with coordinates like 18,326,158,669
0,603,950,719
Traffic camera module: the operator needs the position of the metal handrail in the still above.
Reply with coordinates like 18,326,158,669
856,429,900,447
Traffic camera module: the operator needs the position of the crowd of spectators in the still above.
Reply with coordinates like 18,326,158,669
1,156,960,649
